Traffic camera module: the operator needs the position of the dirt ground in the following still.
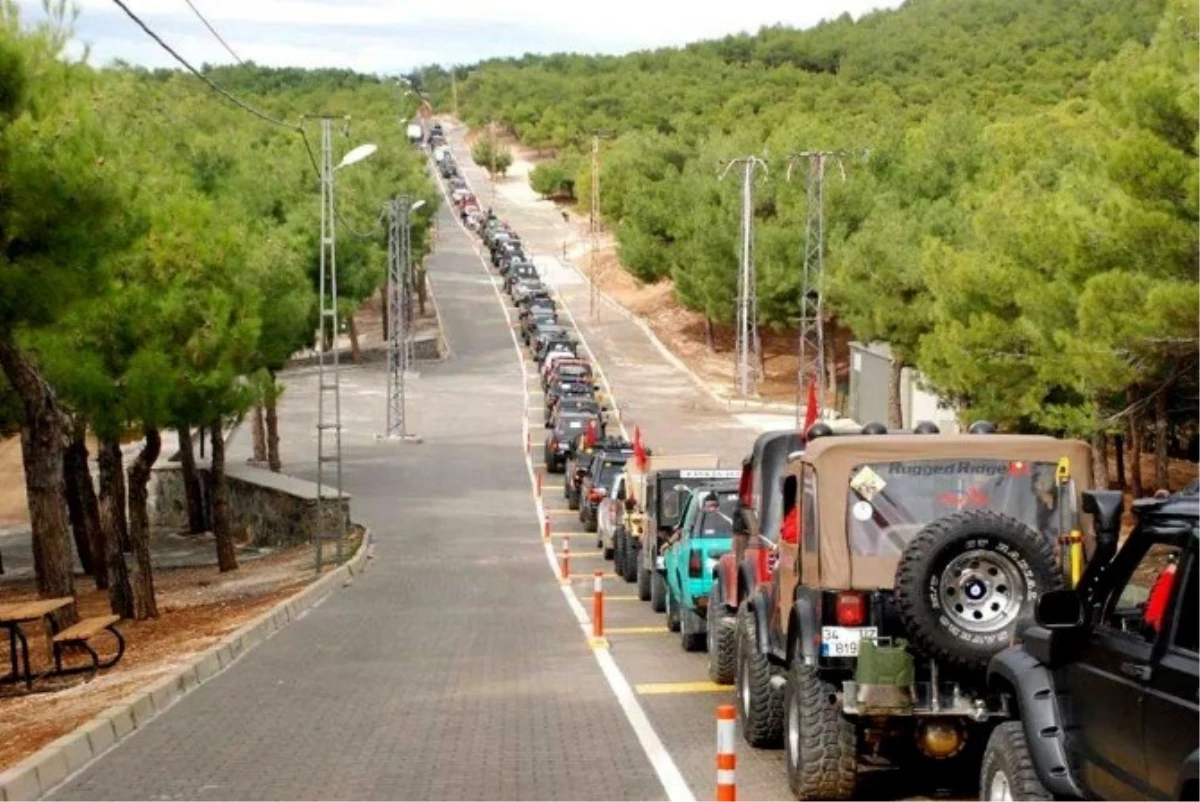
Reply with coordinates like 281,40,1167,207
0,531,360,771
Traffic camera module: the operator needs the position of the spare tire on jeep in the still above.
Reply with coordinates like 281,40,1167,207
895,510,1060,672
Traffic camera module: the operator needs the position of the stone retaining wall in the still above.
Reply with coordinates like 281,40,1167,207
152,462,351,548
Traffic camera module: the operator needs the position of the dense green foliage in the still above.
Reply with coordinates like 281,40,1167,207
1,3,436,603
417,0,1197,442
471,136,513,177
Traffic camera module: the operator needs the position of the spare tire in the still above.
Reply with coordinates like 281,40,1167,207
895,510,1060,673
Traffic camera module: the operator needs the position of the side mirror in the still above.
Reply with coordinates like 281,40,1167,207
1082,489,1122,554
1035,589,1085,630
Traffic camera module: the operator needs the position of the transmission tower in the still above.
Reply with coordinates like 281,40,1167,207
788,151,849,427
719,157,769,398
314,117,346,571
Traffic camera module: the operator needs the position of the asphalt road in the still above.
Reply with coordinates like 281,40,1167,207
50,198,666,801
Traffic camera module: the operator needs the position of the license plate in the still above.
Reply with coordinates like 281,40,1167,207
820,627,878,657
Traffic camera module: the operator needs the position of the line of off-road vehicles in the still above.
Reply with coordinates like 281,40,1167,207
592,420,1198,801
428,129,1197,801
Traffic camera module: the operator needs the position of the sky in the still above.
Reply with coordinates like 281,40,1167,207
15,0,904,75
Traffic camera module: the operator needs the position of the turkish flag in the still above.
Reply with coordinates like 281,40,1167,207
802,382,819,435
634,426,647,470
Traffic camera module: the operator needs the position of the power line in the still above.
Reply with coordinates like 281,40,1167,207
109,0,298,133
111,0,381,240
180,0,243,64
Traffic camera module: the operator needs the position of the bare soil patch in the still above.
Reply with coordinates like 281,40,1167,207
0,531,359,771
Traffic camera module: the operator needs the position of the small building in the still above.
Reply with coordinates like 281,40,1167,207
848,341,959,433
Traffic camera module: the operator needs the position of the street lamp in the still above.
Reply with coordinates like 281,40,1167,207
313,119,377,573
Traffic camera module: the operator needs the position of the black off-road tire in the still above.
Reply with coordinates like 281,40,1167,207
783,662,858,800
681,605,706,652
612,530,626,575
895,510,1060,673
666,586,682,632
650,570,667,612
735,609,783,748
621,539,639,583
980,722,1051,801
567,489,580,511
637,558,653,601
707,583,737,684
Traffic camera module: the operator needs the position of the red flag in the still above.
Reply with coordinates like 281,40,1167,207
634,426,647,470
585,419,597,448
802,382,819,435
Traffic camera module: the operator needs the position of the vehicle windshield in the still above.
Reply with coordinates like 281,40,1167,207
597,459,629,486
694,491,739,537
846,459,1062,556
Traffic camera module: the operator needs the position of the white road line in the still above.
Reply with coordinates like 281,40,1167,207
432,164,695,802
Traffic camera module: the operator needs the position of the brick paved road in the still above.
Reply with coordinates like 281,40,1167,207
51,202,666,801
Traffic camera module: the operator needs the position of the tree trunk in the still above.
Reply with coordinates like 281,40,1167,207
177,426,207,533
704,316,715,353
1114,434,1126,490
63,420,97,578
251,403,267,463
887,358,905,429
416,269,428,316
0,337,77,611
98,437,134,619
210,422,238,572
127,427,160,619
1154,390,1170,492
1091,431,1110,492
347,315,361,363
266,374,282,473
1127,389,1143,497
379,283,389,341
824,336,838,413
74,420,107,589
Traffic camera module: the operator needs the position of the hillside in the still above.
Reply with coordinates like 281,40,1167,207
414,0,1197,479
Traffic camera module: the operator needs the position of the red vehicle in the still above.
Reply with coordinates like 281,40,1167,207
707,430,803,684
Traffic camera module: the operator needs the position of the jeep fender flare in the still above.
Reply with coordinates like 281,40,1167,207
713,556,737,613
988,646,1084,800
786,587,820,666
737,558,757,607
747,589,773,658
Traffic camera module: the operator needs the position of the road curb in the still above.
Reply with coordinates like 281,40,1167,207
0,528,373,802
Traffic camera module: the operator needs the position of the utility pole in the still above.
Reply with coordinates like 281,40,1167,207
451,71,459,119
488,120,497,209
385,196,420,442
719,156,769,398
589,135,600,320
314,116,345,571
787,150,851,426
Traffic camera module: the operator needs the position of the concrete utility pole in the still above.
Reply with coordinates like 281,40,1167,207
451,71,459,118
385,195,426,442
719,156,769,398
787,151,851,426
308,114,376,572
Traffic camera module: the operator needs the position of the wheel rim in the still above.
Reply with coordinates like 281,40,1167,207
938,549,1026,633
987,768,1013,802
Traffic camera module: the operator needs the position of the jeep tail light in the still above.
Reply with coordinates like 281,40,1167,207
756,547,773,582
589,489,607,502
688,550,703,578
835,592,867,627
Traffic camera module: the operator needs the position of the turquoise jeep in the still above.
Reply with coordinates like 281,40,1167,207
662,485,740,651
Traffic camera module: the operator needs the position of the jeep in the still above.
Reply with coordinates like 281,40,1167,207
738,423,1095,799
981,486,1198,801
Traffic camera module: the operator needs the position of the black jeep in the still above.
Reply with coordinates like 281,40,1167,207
981,486,1198,801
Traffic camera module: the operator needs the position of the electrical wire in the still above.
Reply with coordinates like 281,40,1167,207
180,0,243,64
110,0,300,134
110,0,381,238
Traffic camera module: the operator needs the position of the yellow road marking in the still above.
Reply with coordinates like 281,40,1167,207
588,637,610,649
568,572,620,579
561,550,604,558
635,681,731,695
545,530,590,536
605,626,668,635
579,594,640,601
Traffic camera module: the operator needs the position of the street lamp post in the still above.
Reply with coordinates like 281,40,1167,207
313,115,376,573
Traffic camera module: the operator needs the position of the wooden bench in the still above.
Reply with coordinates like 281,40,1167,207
52,615,125,677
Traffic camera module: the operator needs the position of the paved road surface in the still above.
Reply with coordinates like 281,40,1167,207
52,199,666,801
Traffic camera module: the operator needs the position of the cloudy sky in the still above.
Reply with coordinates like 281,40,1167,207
15,0,902,74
